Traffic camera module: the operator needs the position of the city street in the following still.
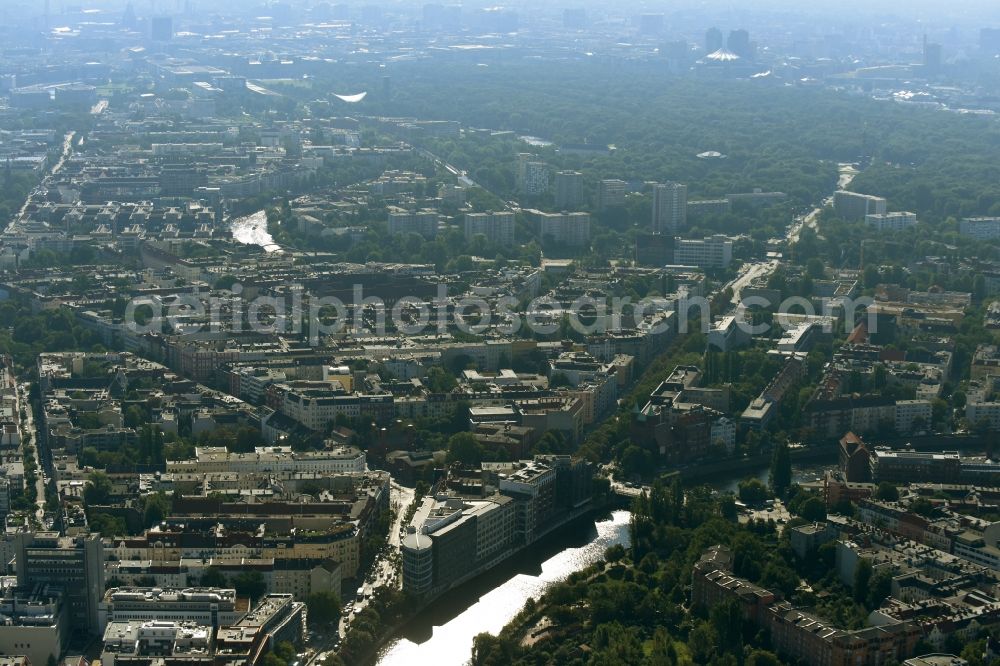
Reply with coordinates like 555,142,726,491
10,130,75,231
5,359,45,526
724,259,779,310
308,479,416,665
18,382,45,524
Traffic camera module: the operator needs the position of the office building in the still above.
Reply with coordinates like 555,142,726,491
708,315,752,352
673,235,733,268
895,400,933,434
401,494,515,596
869,449,1000,485
0,585,67,666
528,210,591,247
865,212,917,232
924,39,943,72
728,190,787,208
151,16,173,41
516,154,549,196
166,446,367,475
464,211,515,247
268,381,394,430
387,207,439,239
635,232,673,266
553,171,584,209
98,587,248,633
834,191,887,221
727,29,752,58
960,217,1000,240
498,459,557,544
652,182,687,234
966,400,1000,432
100,594,304,666
598,179,627,210
15,533,105,634
687,199,731,219
706,27,724,53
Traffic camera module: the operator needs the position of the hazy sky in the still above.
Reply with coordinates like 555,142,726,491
12,0,1000,26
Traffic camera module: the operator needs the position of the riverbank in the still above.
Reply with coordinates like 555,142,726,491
229,210,284,253
672,445,836,485
414,498,609,604
374,508,631,665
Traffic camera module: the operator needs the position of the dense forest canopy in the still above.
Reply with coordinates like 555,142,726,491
301,59,1000,217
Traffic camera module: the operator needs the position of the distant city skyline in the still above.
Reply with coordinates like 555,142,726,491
3,0,1000,25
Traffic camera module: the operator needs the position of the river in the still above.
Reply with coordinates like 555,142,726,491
375,510,631,666
705,462,830,495
371,461,829,664
229,210,283,253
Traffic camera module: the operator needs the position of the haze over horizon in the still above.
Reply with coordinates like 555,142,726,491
1,1,1000,666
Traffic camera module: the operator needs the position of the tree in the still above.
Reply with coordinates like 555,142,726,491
760,561,800,598
427,366,458,393
619,444,653,481
83,471,113,507
89,512,126,537
214,274,239,291
124,405,146,429
200,567,228,588
686,620,719,664
549,372,572,388
910,497,936,517
872,364,888,391
233,571,267,601
799,496,827,522
806,257,825,280
875,482,899,502
746,650,782,666
605,544,626,562
142,492,171,528
306,590,341,624
446,432,483,466
973,274,987,303
738,478,770,505
273,641,295,664
853,558,873,603
866,568,893,610
720,495,739,521
260,653,286,666
769,441,792,497
960,639,987,666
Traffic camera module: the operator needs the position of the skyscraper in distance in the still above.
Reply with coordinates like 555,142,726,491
151,15,173,41
727,29,752,59
706,27,723,54
981,28,1000,54
554,171,584,209
598,179,627,211
122,2,138,28
923,36,942,72
652,182,687,235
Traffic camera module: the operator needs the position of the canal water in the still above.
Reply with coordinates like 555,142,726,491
229,210,283,253
375,510,632,666
705,462,830,495
373,462,830,665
